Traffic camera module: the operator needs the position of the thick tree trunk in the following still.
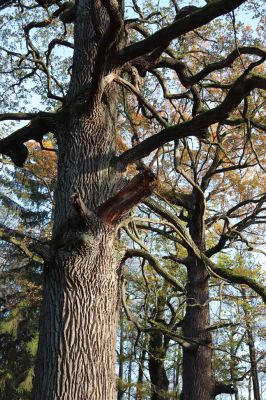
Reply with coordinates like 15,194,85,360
32,92,156,398
181,261,214,400
34,241,121,399
33,239,121,400
181,188,215,399
31,0,126,394
33,103,122,400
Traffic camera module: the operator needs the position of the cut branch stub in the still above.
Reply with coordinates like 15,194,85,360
214,381,237,396
72,192,93,228
97,169,157,224
4,144,29,167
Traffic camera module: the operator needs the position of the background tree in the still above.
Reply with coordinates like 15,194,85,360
0,141,56,398
0,0,265,399
122,127,266,398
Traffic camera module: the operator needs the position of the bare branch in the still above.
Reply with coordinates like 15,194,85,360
115,0,247,65
114,76,168,128
202,254,266,305
0,226,44,264
157,47,266,88
0,112,38,121
124,248,185,292
114,73,266,168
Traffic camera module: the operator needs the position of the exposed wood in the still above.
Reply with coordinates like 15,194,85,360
97,169,157,224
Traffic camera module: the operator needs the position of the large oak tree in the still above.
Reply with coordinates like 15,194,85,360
0,0,265,399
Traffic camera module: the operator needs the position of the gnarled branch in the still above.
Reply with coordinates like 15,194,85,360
114,72,266,168
116,0,246,65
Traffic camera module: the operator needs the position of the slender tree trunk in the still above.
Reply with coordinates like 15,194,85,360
148,294,170,400
118,317,125,400
148,331,169,400
248,377,252,400
229,339,240,400
234,387,240,400
242,289,261,400
136,348,146,400
174,347,181,398
246,319,261,400
127,348,133,400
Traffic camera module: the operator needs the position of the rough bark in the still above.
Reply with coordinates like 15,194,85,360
246,325,261,400
181,260,214,400
180,182,214,399
33,234,121,400
180,179,239,399
31,0,125,397
32,92,156,399
32,100,122,399
229,343,240,400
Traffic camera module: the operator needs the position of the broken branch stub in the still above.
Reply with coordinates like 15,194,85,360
97,169,157,224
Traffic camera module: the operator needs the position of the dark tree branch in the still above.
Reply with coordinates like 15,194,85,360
122,277,193,350
87,0,124,104
0,0,16,10
150,69,191,100
0,112,57,166
114,76,168,127
144,198,194,251
141,195,266,304
204,322,239,332
114,73,266,168
24,18,54,34
214,381,236,396
145,321,198,351
0,112,38,121
157,47,266,88
156,183,194,211
46,38,74,66
206,193,266,256
115,0,247,65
